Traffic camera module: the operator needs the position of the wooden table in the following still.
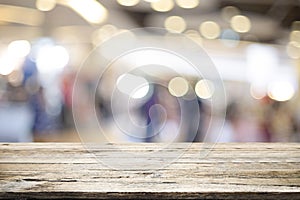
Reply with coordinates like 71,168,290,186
0,143,299,199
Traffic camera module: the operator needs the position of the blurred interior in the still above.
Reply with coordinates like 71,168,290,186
0,0,300,143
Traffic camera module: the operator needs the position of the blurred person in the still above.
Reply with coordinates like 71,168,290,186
0,82,34,142
61,70,76,129
224,101,264,142
141,83,181,142
0,55,37,142
265,100,294,142
257,97,295,142
23,55,62,136
291,106,300,142
156,84,180,142
141,84,159,142
181,91,204,142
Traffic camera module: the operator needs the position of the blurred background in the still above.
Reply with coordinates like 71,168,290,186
0,0,300,142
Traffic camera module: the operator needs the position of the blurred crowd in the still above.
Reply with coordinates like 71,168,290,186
0,0,300,142
0,54,74,141
2,51,299,143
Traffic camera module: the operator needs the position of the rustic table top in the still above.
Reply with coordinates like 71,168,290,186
0,143,299,199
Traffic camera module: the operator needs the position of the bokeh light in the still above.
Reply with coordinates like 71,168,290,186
230,15,251,33
151,0,174,12
117,0,140,7
36,45,69,73
175,0,199,9
164,16,186,33
199,21,221,39
250,84,265,100
117,73,150,99
221,6,240,22
0,52,20,76
36,0,56,11
195,79,214,99
168,77,189,97
7,40,31,58
268,81,295,102
67,0,108,24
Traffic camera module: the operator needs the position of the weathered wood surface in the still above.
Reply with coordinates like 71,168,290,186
0,143,299,199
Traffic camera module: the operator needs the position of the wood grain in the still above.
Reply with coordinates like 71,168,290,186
0,143,299,199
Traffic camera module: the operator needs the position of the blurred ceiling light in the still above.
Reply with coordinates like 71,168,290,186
36,45,69,73
199,21,220,39
184,30,203,46
92,24,118,46
168,77,189,97
268,81,295,102
230,15,251,33
65,0,107,24
117,73,150,99
175,0,199,9
290,30,300,44
221,6,240,22
250,84,265,100
36,0,56,11
286,41,300,59
151,0,174,12
117,0,140,6
164,16,186,33
195,79,214,99
0,52,20,76
0,5,44,26
220,29,240,47
0,40,30,76
246,44,278,86
7,40,31,58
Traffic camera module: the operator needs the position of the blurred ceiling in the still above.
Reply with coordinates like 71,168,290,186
0,0,299,44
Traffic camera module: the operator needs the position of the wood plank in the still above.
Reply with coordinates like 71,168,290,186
0,143,299,199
